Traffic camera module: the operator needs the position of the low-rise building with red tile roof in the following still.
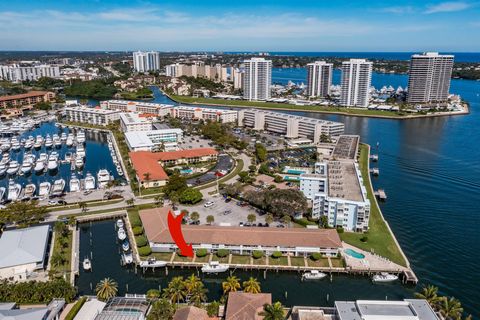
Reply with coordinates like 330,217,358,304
0,91,55,109
225,292,272,320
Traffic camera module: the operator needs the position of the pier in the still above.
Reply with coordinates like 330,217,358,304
75,210,127,223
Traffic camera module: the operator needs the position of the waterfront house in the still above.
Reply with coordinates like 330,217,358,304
225,292,272,320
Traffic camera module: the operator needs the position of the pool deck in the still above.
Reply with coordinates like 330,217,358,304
342,242,407,273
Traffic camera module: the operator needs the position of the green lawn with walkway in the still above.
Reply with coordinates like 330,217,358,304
339,144,407,267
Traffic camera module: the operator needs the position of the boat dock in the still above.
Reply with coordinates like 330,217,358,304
370,154,379,162
374,189,387,200
75,210,127,223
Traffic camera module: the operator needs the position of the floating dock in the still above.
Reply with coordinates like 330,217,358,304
374,189,387,200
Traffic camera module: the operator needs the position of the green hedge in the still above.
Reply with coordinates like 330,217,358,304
310,253,322,261
65,297,87,320
128,210,143,228
196,248,208,257
132,226,143,236
294,218,318,227
138,246,152,256
216,249,229,258
271,251,282,259
252,250,263,259
135,235,148,247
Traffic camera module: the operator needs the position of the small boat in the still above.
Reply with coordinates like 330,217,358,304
53,134,62,148
122,252,133,265
76,131,86,144
122,240,130,252
0,142,11,152
51,179,66,196
69,175,81,192
38,182,51,197
20,157,34,174
201,261,229,273
61,132,67,141
23,183,36,199
0,187,5,202
83,258,92,271
1,153,10,165
302,270,327,280
97,169,111,188
47,152,59,171
84,173,96,190
64,152,73,162
7,161,20,175
66,134,74,147
44,134,53,148
76,145,86,158
34,153,48,173
75,157,84,169
116,219,124,229
10,138,21,151
7,179,22,201
139,258,167,268
372,272,399,283
24,139,33,149
0,163,7,176
117,228,127,241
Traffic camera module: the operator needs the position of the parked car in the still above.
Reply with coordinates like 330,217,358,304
204,201,214,208
239,222,244,227
223,209,232,215
276,224,285,228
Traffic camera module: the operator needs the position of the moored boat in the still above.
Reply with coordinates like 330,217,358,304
97,169,111,188
51,179,66,196
201,261,229,273
117,228,127,240
23,183,36,199
7,161,20,175
302,270,327,280
38,182,51,197
122,240,130,252
69,175,81,192
84,173,96,190
139,258,167,268
7,179,22,201
83,258,91,271
47,152,59,171
372,272,399,283
116,219,124,229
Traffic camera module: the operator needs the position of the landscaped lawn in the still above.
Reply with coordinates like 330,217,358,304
252,257,267,265
290,256,306,267
269,256,289,266
339,144,407,267
50,228,73,278
211,255,230,263
195,255,210,263
330,258,346,268
307,258,330,268
174,254,194,263
197,158,244,190
230,255,251,264
150,252,173,261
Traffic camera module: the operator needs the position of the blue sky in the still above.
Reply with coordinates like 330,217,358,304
1,0,479,51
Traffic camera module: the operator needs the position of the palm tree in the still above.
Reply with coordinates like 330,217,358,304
50,252,65,268
162,276,186,305
95,278,118,301
126,198,135,208
153,195,163,206
439,297,463,320
78,201,87,213
184,274,202,295
247,213,256,223
222,276,241,295
258,302,284,320
415,285,441,308
243,277,261,294
188,283,208,307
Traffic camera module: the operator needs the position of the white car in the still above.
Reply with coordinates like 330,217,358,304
204,201,214,208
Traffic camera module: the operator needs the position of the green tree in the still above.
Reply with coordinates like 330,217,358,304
320,216,329,228
78,201,87,213
188,283,208,307
162,276,186,305
243,277,261,294
126,198,135,208
265,214,274,225
281,215,291,226
206,301,220,317
146,289,161,301
439,297,463,320
206,215,215,225
415,285,441,308
154,195,164,206
222,276,241,295
238,171,251,183
179,188,203,204
50,252,65,268
0,200,48,226
147,298,176,320
255,143,268,162
95,278,118,301
258,302,284,320
190,211,200,222
164,173,187,197
247,213,257,223
223,182,243,196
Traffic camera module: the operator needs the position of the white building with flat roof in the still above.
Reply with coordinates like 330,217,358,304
119,112,154,132
243,58,272,101
306,61,333,98
340,59,372,107
101,100,173,117
125,129,183,151
171,105,238,123
0,64,60,82
0,225,50,280
133,51,161,73
64,106,120,126
238,109,344,141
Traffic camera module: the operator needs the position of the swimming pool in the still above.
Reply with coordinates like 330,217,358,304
344,248,365,259
286,169,307,175
180,169,193,174
283,176,300,181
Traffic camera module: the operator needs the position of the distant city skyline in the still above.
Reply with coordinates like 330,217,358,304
0,0,479,51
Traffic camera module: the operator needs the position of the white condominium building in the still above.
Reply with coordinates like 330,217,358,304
238,109,344,142
132,51,161,73
125,129,184,151
0,64,60,82
119,112,154,132
101,100,173,117
243,58,272,101
165,62,228,82
407,52,454,104
300,160,370,232
65,106,120,126
232,68,244,89
306,61,333,98
340,59,372,107
171,105,238,123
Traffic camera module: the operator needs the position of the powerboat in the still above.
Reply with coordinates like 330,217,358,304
7,179,22,201
47,152,59,171
117,228,127,241
0,141,10,152
84,173,96,190
69,175,81,192
38,182,51,197
20,155,35,174
116,219,124,229
122,252,133,265
372,272,399,283
44,134,53,148
66,134,74,147
7,161,20,175
122,240,130,252
24,138,34,149
83,258,92,271
51,179,66,196
0,163,7,176
60,132,67,141
139,258,167,268
53,134,62,148
0,187,5,202
1,153,10,165
76,145,86,158
76,130,86,144
75,157,84,169
97,169,111,188
10,138,21,151
23,183,36,199
201,261,229,273
302,270,327,280
34,153,48,173
64,152,73,162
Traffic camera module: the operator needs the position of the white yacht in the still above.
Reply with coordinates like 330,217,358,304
117,228,127,241
7,179,22,201
45,134,53,148
51,179,66,196
97,169,111,188
54,135,62,148
116,219,124,228
47,152,59,171
0,142,10,152
302,270,327,280
122,253,133,265
66,134,74,147
23,183,36,199
201,261,229,273
10,138,21,151
83,258,92,271
69,175,81,192
139,258,167,268
76,131,86,144
76,145,86,158
34,153,48,173
122,240,130,252
38,182,51,197
7,161,20,175
372,273,399,283
34,135,43,149
60,132,67,141
20,155,35,174
75,157,84,169
84,173,96,190
1,153,10,165
24,138,34,149
0,163,7,176
0,187,5,202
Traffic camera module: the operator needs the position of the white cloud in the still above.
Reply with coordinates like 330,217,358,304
380,6,415,14
425,1,471,14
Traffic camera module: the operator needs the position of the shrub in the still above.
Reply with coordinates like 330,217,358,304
129,216,142,228
271,251,282,259
135,235,148,247
146,289,161,300
138,246,152,256
310,253,322,261
132,226,143,236
179,188,203,204
360,236,368,242
336,226,344,233
206,301,220,317
252,250,263,259
196,248,208,257
65,297,87,320
294,218,317,227
273,175,283,183
216,249,229,258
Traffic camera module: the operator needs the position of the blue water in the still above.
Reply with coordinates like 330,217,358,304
344,249,366,260
0,122,120,194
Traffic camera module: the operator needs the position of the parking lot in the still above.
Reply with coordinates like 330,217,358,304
178,195,284,228
179,135,214,150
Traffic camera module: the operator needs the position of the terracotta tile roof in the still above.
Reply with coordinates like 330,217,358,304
139,208,342,249
226,292,272,320
0,91,51,102
173,306,209,320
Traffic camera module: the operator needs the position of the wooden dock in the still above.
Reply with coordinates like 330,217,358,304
374,189,387,200
76,210,126,223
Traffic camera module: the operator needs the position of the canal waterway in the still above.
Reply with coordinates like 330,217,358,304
77,69,480,316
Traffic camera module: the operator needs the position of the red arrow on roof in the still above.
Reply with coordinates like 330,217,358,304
167,210,193,257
